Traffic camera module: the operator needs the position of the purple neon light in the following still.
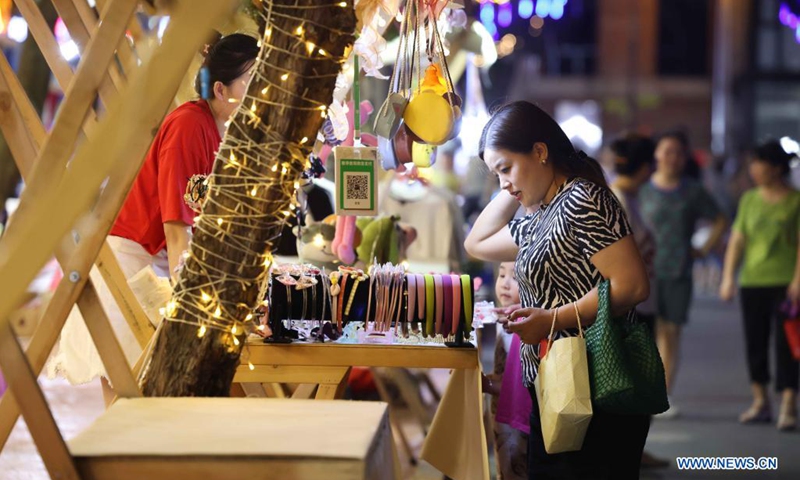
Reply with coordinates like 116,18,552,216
498,3,513,28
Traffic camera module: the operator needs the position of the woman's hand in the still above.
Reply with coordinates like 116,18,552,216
498,307,554,345
719,277,736,302
492,303,521,324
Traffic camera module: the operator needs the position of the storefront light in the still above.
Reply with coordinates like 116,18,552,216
7,16,28,43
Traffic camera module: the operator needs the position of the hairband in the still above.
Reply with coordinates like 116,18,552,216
344,275,363,322
450,274,461,336
433,275,444,335
337,274,349,332
329,272,340,329
415,274,425,322
406,274,417,324
441,274,453,336
310,280,318,320
461,275,473,336
424,274,435,337
301,287,307,322
320,271,328,326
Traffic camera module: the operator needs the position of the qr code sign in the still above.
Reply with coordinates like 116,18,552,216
344,172,371,209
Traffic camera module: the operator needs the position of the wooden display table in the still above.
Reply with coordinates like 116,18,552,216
68,397,398,480
235,342,489,480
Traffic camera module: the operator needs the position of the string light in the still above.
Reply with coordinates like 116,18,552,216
248,362,255,370
160,0,353,352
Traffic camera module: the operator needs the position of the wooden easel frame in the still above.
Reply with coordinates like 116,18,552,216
0,1,234,478
234,342,490,478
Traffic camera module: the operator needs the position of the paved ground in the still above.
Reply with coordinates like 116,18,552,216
640,295,799,480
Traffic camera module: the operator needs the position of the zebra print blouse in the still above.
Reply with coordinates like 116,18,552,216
509,177,633,387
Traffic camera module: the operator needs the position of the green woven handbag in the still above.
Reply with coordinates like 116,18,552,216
585,279,669,415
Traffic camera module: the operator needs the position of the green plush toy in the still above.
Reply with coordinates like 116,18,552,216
356,215,401,266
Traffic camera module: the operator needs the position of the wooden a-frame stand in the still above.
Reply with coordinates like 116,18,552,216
0,2,397,479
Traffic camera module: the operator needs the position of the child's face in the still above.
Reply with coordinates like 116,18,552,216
495,262,520,307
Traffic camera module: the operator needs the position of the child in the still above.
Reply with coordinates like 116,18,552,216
490,262,530,479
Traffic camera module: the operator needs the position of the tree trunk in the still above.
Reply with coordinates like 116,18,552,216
140,0,356,396
0,1,58,214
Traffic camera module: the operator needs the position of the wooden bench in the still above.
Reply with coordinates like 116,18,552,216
68,398,398,480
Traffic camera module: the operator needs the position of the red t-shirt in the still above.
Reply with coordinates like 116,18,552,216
111,100,220,255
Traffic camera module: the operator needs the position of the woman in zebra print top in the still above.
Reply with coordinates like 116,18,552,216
464,101,652,479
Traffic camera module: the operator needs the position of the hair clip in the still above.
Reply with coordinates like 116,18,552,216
276,272,297,286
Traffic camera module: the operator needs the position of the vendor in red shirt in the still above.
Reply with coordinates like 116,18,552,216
114,33,258,277
47,34,259,404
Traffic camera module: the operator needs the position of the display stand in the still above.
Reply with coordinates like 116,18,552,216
235,341,490,480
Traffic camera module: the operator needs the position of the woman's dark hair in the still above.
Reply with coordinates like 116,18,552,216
655,130,701,179
194,33,259,97
610,134,655,177
478,101,608,188
753,139,797,177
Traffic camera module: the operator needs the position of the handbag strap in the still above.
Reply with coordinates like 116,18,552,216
544,307,559,355
572,302,585,338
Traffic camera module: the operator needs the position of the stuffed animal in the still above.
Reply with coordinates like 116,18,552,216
296,215,363,270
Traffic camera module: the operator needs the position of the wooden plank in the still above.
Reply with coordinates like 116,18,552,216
74,458,367,480
0,0,231,331
78,283,141,399
51,0,125,98
0,51,44,174
233,365,350,385
93,0,140,81
20,0,136,196
13,0,100,140
95,242,155,348
244,343,480,370
0,0,235,451
291,384,318,399
13,0,74,92
0,323,79,480
0,268,132,449
0,18,154,350
315,375,350,400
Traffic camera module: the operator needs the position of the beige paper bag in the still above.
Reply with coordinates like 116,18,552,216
533,308,593,454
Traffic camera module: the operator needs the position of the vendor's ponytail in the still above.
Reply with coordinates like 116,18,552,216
194,33,259,98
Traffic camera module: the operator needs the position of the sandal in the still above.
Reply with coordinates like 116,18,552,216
739,404,771,424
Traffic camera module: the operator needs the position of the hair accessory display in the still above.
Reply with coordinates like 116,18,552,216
265,263,474,346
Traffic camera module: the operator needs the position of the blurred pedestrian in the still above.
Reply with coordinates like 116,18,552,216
720,140,799,431
609,134,669,467
639,131,727,418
